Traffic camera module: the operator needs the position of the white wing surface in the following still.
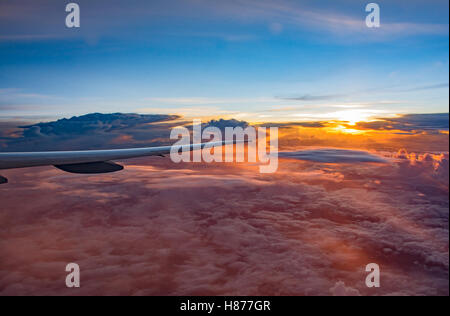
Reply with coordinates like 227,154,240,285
0,140,240,184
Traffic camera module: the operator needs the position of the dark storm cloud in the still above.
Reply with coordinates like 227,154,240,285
355,113,449,132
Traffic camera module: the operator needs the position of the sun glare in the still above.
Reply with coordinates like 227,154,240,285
333,110,376,125
330,125,366,134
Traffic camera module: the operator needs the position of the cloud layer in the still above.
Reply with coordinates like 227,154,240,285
0,113,448,296
355,113,449,132
0,148,448,296
279,148,389,163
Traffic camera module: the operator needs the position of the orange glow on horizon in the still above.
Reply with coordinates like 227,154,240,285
329,125,367,135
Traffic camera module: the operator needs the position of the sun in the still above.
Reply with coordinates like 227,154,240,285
333,109,377,125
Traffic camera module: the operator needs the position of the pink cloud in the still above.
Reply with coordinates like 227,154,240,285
0,150,448,296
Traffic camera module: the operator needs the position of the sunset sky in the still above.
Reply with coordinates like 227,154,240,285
0,0,449,296
0,0,448,121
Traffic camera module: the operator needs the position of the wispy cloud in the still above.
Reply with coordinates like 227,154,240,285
277,94,346,101
0,88,59,100
276,82,449,106
140,97,275,105
165,31,258,42
395,83,449,92
1,0,447,43
0,34,63,42
201,0,449,39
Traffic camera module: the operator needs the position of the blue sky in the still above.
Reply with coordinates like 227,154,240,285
0,0,448,121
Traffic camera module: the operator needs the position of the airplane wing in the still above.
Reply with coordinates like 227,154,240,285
0,140,240,184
